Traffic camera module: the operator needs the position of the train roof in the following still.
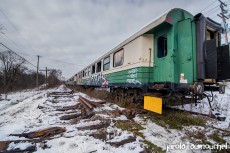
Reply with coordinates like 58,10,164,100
75,8,193,74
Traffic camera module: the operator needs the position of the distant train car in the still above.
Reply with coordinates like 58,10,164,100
68,8,230,114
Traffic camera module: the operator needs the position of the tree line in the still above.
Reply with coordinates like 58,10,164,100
0,50,62,94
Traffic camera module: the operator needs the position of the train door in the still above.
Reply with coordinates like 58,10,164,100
153,29,172,83
177,18,194,84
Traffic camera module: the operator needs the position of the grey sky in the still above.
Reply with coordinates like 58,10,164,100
0,0,228,79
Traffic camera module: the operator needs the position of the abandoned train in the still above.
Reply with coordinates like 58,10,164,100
67,8,230,114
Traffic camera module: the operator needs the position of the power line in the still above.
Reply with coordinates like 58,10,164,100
202,0,230,16
0,39,82,68
200,0,218,12
0,9,82,70
0,35,46,70
42,56,84,66
210,15,219,19
3,34,30,55
0,34,30,56
0,6,84,73
203,5,219,15
217,0,229,43
1,34,82,67
0,7,37,55
0,43,37,68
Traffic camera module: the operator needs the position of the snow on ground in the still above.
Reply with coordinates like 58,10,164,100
135,116,199,153
174,82,230,130
0,89,42,111
0,91,46,140
1,84,230,153
0,85,145,153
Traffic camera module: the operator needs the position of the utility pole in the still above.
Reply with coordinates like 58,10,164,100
36,55,40,89
46,67,47,86
39,67,51,87
217,0,229,44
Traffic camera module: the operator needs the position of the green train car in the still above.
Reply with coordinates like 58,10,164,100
67,8,230,113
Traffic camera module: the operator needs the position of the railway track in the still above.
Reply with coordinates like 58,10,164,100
1,85,229,152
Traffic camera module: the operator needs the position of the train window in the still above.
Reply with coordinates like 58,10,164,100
88,67,91,75
85,69,88,77
113,49,124,67
82,71,85,77
96,61,102,72
157,34,167,58
92,65,95,74
85,70,87,76
103,56,110,71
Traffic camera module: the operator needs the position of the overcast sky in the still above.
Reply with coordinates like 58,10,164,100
0,0,229,79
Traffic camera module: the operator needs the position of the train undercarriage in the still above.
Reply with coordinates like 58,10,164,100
108,80,227,114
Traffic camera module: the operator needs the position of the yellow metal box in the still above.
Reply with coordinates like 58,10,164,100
144,96,162,114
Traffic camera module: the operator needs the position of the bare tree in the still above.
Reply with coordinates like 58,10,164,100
0,51,25,99
47,69,62,87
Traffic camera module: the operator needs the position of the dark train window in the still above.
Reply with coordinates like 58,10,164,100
86,68,89,77
85,69,88,77
82,71,85,77
96,61,102,72
92,65,95,74
113,49,124,67
103,56,110,71
157,34,167,58
88,67,91,75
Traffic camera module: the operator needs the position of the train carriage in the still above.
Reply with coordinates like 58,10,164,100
68,8,230,114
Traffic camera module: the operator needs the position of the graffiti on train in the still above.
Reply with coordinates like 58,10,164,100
87,73,108,86
126,68,141,85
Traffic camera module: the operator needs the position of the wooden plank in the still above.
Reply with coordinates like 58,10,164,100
0,137,59,152
0,141,10,151
77,122,110,130
2,145,36,153
56,103,80,111
49,91,73,95
10,127,66,139
60,113,81,120
79,98,93,109
80,96,102,107
107,136,136,147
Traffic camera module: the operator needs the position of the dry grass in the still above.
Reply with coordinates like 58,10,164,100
69,85,141,109
210,132,226,144
184,128,207,143
145,109,206,130
68,85,110,100
141,140,164,153
115,120,144,138
115,120,164,153
70,86,206,130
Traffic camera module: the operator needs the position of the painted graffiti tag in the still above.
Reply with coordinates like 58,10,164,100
128,68,138,74
87,73,108,86
128,73,138,78
127,79,141,84
126,68,141,84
